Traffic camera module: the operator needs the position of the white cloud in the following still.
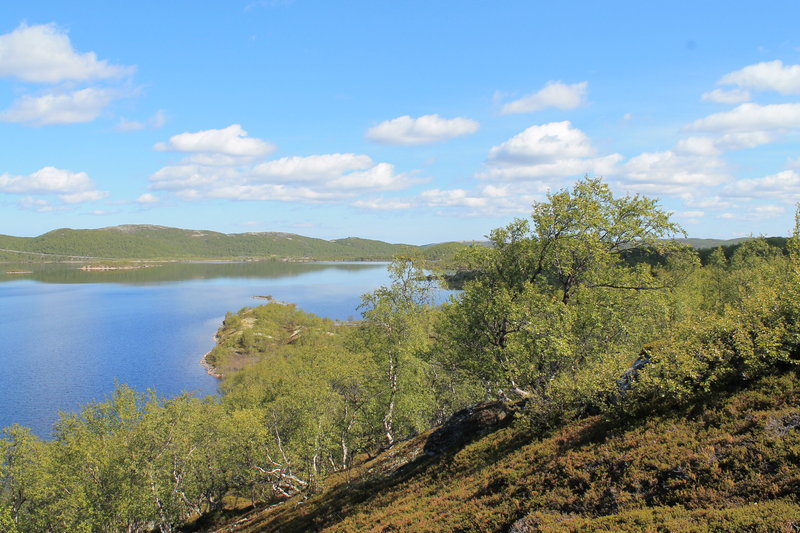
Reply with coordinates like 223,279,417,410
327,162,419,191
19,196,60,212
115,118,146,132
252,153,372,183
0,23,133,83
116,110,166,132
0,166,108,208
352,198,413,210
418,184,541,217
59,190,109,204
479,121,622,182
149,163,241,191
150,109,167,129
680,194,736,209
421,188,488,208
720,60,800,95
723,170,800,200
136,193,160,204
750,204,785,217
0,166,94,194
688,102,800,132
675,210,705,224
716,204,786,220
619,150,730,196
1,88,116,126
155,124,275,157
500,81,588,115
674,137,719,156
365,114,479,145
701,88,751,104
488,121,595,164
150,148,422,203
675,132,774,156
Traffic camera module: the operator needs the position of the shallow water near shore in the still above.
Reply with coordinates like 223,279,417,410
0,261,390,437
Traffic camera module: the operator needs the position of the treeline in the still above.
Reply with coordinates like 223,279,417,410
0,225,466,262
1,178,798,532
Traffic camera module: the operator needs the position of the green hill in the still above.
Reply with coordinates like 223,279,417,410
0,224,469,261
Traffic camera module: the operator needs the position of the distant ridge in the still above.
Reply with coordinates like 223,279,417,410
0,224,465,262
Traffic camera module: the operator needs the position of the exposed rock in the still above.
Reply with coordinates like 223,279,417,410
424,401,513,456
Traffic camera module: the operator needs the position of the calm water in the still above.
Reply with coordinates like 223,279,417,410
0,262,390,437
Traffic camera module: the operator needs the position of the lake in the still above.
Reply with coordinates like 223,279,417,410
0,261,391,437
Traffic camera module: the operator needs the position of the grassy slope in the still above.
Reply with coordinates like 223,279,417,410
0,225,467,261
225,368,800,532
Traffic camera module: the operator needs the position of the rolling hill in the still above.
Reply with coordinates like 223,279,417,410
0,225,467,261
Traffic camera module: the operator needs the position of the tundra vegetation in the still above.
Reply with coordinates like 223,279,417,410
1,177,798,532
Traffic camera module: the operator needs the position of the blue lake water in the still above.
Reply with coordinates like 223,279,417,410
0,262,391,437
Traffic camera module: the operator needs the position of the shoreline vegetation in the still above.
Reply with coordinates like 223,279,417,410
1,180,797,532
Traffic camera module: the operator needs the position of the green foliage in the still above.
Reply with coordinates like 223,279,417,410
355,257,442,445
436,177,685,400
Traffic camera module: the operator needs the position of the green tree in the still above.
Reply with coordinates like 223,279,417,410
357,257,439,446
438,177,685,399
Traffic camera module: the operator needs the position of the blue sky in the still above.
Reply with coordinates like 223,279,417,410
1,1,799,244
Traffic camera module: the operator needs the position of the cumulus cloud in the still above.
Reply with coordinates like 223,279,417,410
149,126,424,204
418,184,541,217
722,170,800,200
155,124,275,158
352,198,413,210
688,102,800,132
619,150,730,196
1,88,118,126
365,114,479,145
479,121,622,182
136,193,160,204
0,23,133,83
719,60,800,95
488,121,594,163
701,88,751,104
500,81,588,114
0,166,95,194
421,188,489,208
675,132,774,156
0,166,108,207
252,153,372,182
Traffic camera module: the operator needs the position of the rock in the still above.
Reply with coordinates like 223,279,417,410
423,401,513,456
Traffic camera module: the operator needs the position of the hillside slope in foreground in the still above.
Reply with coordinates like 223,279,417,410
219,369,799,532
